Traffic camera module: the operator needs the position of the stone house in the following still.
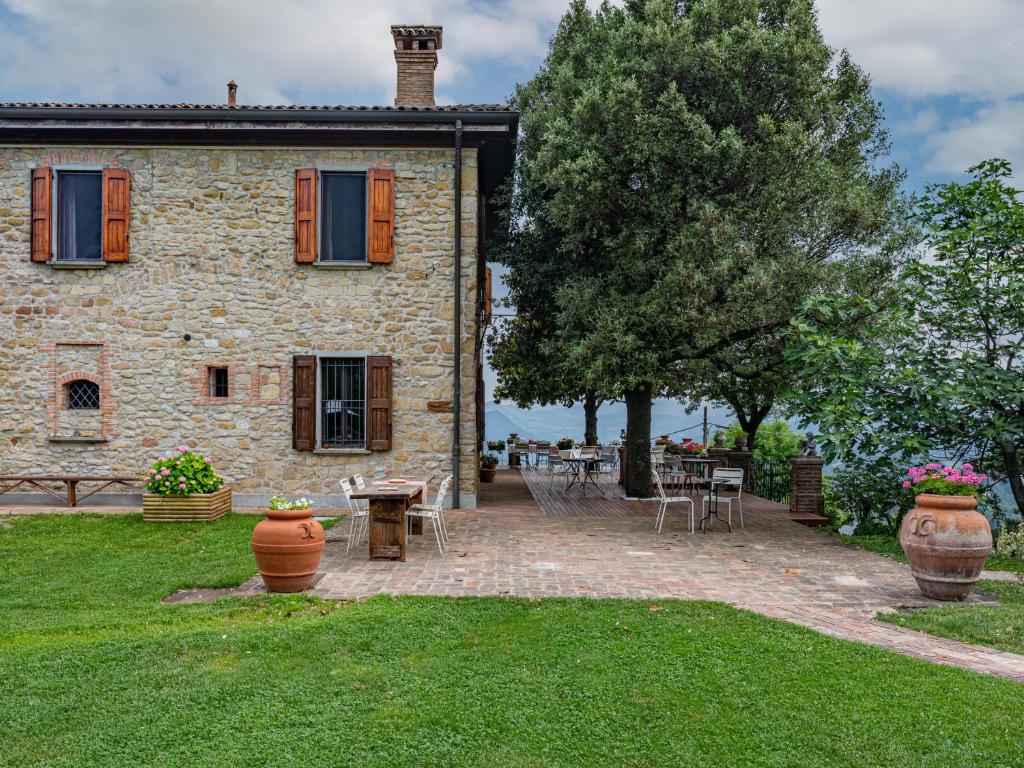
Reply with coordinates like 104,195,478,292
0,25,516,508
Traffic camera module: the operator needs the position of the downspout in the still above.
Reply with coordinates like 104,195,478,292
452,119,463,508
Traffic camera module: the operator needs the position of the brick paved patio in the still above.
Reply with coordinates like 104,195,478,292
302,468,1024,682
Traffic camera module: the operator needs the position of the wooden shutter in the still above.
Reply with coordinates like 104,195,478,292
295,168,317,263
367,168,395,264
30,167,52,263
292,355,316,451
366,355,393,451
102,168,131,262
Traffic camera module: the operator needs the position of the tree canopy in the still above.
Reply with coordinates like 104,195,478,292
492,0,907,495
789,159,1024,515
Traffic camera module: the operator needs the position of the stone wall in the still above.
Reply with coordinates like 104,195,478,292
0,145,481,506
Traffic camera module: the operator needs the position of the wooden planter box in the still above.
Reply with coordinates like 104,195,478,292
142,487,232,522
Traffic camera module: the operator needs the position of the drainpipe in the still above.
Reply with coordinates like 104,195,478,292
452,119,463,508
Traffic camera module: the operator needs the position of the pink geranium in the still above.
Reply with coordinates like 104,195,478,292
904,462,987,496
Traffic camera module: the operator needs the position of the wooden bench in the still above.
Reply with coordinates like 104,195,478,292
0,475,140,507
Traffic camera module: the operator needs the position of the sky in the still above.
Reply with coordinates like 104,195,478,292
2,0,1022,406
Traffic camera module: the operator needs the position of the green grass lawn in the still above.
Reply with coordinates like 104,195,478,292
2,515,1023,768
840,533,1024,655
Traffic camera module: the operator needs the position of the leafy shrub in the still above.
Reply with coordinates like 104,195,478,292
480,454,499,469
821,475,851,530
828,454,916,535
724,420,802,463
144,446,224,496
995,525,1024,559
487,439,506,452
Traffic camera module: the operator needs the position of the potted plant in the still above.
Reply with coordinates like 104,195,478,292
678,439,707,457
142,446,230,521
487,438,506,455
899,463,992,600
556,436,574,451
480,454,499,482
251,495,324,592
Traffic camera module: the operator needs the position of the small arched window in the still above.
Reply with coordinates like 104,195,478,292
65,379,100,410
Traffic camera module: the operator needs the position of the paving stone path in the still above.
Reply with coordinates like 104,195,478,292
306,468,1024,682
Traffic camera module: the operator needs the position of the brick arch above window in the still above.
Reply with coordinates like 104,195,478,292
58,370,101,387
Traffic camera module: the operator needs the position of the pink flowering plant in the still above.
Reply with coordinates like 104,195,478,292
903,463,988,497
144,445,225,496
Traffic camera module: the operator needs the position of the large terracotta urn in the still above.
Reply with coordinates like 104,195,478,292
251,508,325,592
899,494,992,601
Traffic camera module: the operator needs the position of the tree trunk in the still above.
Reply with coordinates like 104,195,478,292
732,396,773,453
1000,436,1024,516
584,391,600,446
625,386,653,498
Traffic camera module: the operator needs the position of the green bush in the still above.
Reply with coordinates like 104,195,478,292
828,454,916,535
724,420,802,463
144,446,224,496
995,524,1024,559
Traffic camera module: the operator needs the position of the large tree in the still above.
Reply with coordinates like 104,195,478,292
679,236,911,447
497,0,904,496
789,160,1024,515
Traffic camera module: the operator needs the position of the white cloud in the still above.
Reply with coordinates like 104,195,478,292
924,100,1024,177
816,0,1024,99
0,0,571,105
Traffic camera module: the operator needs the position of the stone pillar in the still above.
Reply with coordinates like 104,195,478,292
790,455,825,517
728,448,755,492
707,447,730,469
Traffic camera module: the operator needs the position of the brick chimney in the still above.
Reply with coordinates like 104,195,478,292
391,25,442,108
227,80,238,106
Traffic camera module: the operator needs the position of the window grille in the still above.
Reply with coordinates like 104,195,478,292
65,379,100,410
320,358,365,448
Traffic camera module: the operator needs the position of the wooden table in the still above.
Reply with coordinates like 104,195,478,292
0,475,139,507
350,481,425,561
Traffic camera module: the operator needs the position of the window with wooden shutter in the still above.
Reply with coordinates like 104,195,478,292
366,355,393,450
30,167,52,262
295,168,318,263
292,355,316,451
367,168,395,264
102,168,130,263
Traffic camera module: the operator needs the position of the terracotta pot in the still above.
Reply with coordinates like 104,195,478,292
251,508,325,592
480,466,497,483
899,493,992,601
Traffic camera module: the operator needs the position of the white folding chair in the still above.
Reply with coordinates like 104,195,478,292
651,469,694,533
702,467,745,528
407,474,452,554
340,477,368,554
548,448,568,485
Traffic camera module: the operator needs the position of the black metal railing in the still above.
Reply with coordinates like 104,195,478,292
753,459,792,505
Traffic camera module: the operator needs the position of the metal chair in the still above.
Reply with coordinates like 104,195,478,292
701,467,745,528
407,474,452,553
651,469,694,534
340,477,368,554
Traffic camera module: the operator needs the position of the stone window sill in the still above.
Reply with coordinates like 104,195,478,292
311,261,373,271
313,448,371,455
49,260,107,270
48,435,110,444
